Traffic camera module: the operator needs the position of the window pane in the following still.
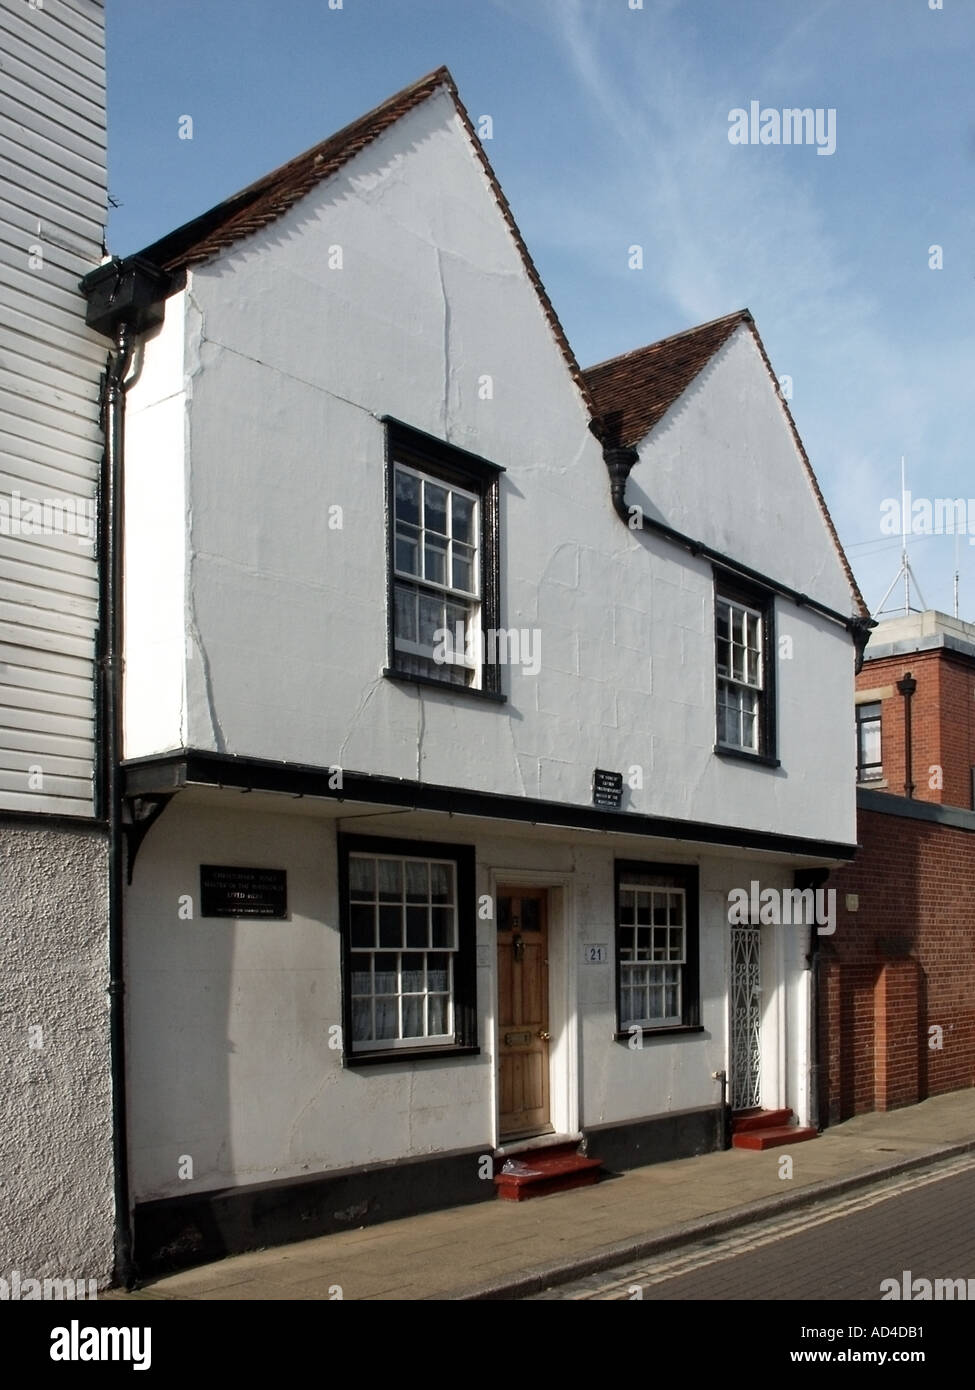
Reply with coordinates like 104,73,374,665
418,594,444,648
379,904,402,947
428,954,450,992
431,906,454,948
350,857,375,897
428,995,448,1036
424,535,448,586
405,861,428,901
394,584,417,643
395,526,420,577
378,859,402,901
452,493,475,544
424,482,448,535
452,545,475,593
402,953,425,992
395,470,420,526
374,954,398,992
402,994,423,1039
352,997,372,1041
350,904,375,948
375,996,398,1040
406,906,429,947
430,863,453,904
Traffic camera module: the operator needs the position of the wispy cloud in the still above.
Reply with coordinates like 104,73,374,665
523,0,975,614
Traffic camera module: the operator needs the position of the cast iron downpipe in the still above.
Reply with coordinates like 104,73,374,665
83,254,170,1289
101,322,134,1287
897,671,917,798
598,440,876,671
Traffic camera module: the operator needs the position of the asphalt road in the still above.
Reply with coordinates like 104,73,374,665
527,1153,975,1301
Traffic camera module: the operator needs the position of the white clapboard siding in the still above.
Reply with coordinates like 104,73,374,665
0,722,95,764
0,0,105,818
0,599,97,649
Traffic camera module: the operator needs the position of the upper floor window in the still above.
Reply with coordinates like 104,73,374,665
856,701,883,782
714,574,776,762
384,419,502,699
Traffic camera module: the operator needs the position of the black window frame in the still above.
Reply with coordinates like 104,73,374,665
613,859,702,1040
338,832,479,1067
383,417,505,703
855,700,883,783
713,569,779,767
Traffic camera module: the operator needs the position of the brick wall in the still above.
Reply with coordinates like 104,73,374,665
857,649,975,808
820,805,975,1121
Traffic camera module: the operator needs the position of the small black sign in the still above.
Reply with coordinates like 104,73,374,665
200,865,288,919
592,768,624,809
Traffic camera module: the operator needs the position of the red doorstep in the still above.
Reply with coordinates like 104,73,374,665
494,1142,604,1201
731,1107,818,1150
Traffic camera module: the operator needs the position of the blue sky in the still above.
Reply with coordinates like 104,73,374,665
106,0,975,619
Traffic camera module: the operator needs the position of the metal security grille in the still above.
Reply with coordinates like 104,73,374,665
730,924,762,1110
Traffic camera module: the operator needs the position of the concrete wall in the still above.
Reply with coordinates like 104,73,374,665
0,820,111,1282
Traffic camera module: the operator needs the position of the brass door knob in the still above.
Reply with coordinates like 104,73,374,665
537,1030,551,1041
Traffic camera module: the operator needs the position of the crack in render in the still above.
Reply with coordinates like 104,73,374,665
435,247,450,436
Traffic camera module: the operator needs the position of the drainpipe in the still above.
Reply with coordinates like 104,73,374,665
101,324,134,1286
82,255,170,1289
897,672,917,798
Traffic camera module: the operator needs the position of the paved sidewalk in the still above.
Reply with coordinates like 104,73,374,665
107,1090,975,1301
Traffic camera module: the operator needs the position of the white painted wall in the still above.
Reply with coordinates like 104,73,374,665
629,325,854,616
122,293,188,757
124,82,857,852
125,795,817,1199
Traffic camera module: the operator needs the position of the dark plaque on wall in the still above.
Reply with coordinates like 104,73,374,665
200,865,288,919
592,768,624,809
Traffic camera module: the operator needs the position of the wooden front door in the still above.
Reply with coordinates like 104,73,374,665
497,887,551,1138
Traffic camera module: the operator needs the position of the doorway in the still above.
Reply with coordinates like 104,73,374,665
497,887,551,1139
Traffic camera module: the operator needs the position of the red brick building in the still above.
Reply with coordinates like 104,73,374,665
819,611,975,1122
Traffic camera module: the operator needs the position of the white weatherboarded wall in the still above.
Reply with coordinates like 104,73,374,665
0,0,105,817
125,85,857,850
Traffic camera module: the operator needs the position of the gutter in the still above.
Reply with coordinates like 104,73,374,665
600,443,876,672
82,256,170,1288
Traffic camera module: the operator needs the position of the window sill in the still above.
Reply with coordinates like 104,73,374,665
344,1044,481,1068
383,668,506,704
614,1025,705,1041
714,744,781,769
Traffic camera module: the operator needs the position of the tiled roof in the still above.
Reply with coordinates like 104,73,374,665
584,311,867,616
133,65,596,417
583,310,749,449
